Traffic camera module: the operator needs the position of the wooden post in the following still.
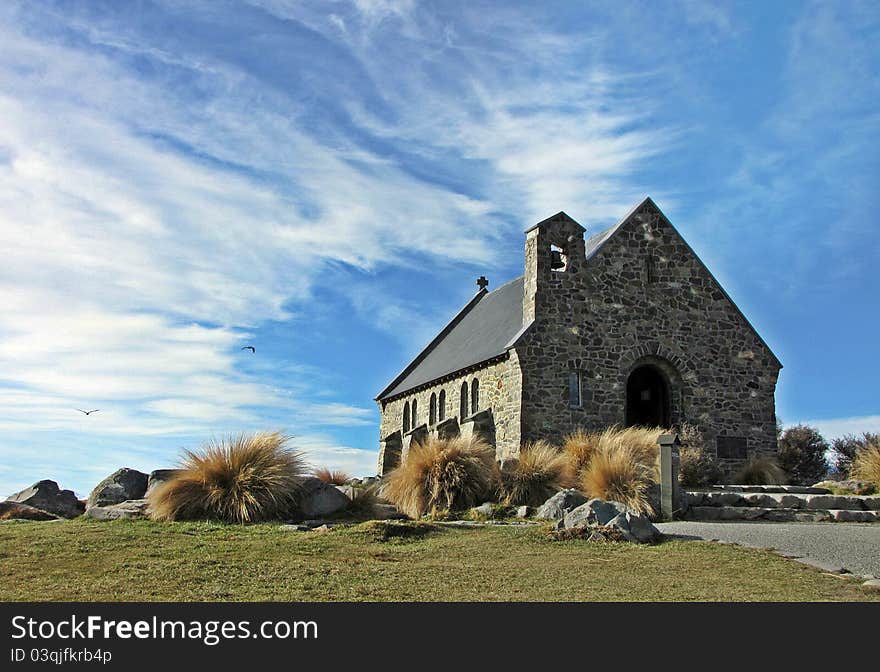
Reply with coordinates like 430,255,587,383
658,433,681,521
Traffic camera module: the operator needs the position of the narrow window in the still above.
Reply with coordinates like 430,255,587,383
438,390,446,422
460,382,469,419
429,393,437,426
645,255,657,284
569,371,582,408
471,379,480,413
411,399,418,428
403,401,410,433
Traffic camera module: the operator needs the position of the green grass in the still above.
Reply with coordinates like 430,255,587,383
0,519,876,602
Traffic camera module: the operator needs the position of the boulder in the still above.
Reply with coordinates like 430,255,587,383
563,498,627,529
146,469,181,494
0,501,60,521
6,480,84,518
87,469,149,509
472,502,495,517
535,489,589,520
298,477,350,518
516,505,531,518
84,498,150,520
606,511,662,544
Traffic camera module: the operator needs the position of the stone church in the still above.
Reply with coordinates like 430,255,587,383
375,197,781,475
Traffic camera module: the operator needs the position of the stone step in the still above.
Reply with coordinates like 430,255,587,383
687,491,880,511
685,506,880,523
698,485,832,494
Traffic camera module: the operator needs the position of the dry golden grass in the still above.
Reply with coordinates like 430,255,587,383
562,427,602,484
578,426,665,515
500,441,568,506
314,467,351,485
381,435,499,518
851,441,880,487
148,431,306,524
734,456,788,485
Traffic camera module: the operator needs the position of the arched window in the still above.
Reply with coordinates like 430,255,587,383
438,390,446,422
403,401,410,433
471,379,480,413
460,382,469,419
429,393,437,426
411,399,418,428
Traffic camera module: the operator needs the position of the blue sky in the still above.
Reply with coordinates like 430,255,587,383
1,0,878,497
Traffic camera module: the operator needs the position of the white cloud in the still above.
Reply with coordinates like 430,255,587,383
791,416,880,441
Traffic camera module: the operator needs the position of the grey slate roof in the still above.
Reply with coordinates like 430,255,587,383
377,276,526,400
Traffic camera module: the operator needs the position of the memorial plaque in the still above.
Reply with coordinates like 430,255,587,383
716,436,748,459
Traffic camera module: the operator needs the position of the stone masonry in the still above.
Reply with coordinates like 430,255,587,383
376,198,781,475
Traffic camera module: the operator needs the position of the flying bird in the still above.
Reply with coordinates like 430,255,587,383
241,346,256,353
75,409,100,415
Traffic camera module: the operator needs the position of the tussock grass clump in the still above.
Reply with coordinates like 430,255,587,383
314,467,351,485
149,431,306,524
562,428,602,485
500,441,568,506
734,456,787,485
578,426,664,515
851,441,880,487
380,435,499,519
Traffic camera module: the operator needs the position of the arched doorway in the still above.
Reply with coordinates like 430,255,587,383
625,365,670,428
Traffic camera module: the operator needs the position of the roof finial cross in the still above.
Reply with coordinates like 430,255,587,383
476,276,489,290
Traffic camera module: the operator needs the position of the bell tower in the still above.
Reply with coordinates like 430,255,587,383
522,211,587,324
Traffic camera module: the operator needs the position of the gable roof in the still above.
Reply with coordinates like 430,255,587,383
588,197,782,369
376,276,526,401
377,197,781,401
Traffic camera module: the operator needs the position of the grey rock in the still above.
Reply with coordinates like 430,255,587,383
0,500,61,521
334,485,356,499
87,468,148,509
85,498,150,520
280,524,310,532
804,494,866,511
299,477,350,518
606,511,662,544
516,505,531,518
831,510,879,523
146,469,181,494
7,480,84,518
862,497,880,511
535,489,588,520
473,502,494,517
563,498,626,529
862,579,880,591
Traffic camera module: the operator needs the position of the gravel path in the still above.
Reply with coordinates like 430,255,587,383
656,521,880,577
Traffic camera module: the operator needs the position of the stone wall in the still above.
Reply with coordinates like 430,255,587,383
515,200,781,471
376,353,523,474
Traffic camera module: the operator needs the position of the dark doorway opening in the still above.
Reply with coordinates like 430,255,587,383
625,365,670,428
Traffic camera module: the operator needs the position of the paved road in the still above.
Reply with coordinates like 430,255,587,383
656,521,880,577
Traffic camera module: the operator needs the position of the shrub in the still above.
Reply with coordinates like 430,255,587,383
579,426,664,515
851,440,880,487
676,422,723,488
314,467,351,485
380,435,499,518
149,431,306,523
830,433,879,479
777,425,829,485
679,447,724,488
500,441,568,506
733,456,787,485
